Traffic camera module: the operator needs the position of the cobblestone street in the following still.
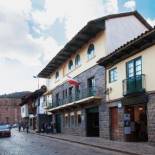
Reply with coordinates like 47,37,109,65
0,130,126,155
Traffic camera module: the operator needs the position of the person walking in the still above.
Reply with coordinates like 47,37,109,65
18,122,21,132
26,123,29,134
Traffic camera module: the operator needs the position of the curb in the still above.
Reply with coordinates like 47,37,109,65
29,131,141,155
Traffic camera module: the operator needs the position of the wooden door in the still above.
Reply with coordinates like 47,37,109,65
110,107,118,140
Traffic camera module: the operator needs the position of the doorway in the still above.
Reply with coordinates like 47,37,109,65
124,105,148,142
55,114,61,133
86,106,99,137
110,107,119,140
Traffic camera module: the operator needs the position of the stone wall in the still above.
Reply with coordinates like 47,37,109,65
0,98,21,124
52,65,105,105
108,100,124,141
52,65,109,138
147,93,155,143
61,108,86,136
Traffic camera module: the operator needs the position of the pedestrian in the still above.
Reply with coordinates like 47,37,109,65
51,121,54,133
21,122,25,131
18,122,21,132
26,123,29,134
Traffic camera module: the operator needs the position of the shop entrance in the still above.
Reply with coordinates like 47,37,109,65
86,106,99,137
55,114,61,133
124,104,148,142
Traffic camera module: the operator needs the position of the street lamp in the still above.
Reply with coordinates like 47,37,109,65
33,75,39,89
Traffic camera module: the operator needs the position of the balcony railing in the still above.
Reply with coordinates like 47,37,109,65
52,86,103,108
123,74,146,96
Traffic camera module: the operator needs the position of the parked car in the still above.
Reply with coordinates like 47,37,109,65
0,124,11,137
11,123,18,128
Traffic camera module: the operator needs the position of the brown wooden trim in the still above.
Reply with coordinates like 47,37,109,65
121,93,148,105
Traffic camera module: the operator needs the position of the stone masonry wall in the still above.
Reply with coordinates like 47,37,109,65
147,93,155,143
0,98,21,124
108,101,124,141
52,65,109,138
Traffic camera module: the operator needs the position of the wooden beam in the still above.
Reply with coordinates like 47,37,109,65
70,40,84,47
64,45,78,52
76,33,90,41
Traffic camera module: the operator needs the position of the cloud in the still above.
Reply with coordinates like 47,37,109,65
147,18,155,27
0,58,46,94
0,0,119,67
0,0,40,66
32,0,118,40
0,0,119,93
124,0,136,11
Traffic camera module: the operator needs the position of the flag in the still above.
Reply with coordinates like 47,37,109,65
67,75,80,86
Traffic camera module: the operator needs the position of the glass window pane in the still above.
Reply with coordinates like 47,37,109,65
136,65,141,72
129,73,134,78
87,44,94,60
136,71,142,76
127,57,142,78
128,62,134,69
129,68,134,74
68,60,73,70
136,59,141,66
109,68,117,82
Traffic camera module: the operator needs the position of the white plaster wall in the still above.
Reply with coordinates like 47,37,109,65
38,97,45,114
105,15,148,54
106,45,155,101
46,14,149,91
21,105,28,118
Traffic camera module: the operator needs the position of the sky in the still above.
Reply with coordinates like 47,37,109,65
0,0,155,94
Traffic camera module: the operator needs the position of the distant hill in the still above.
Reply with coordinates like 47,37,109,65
0,91,31,99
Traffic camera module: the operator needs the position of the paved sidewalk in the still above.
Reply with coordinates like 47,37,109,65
26,130,155,155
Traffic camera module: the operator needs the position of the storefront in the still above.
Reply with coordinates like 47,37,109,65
124,104,148,142
109,93,149,142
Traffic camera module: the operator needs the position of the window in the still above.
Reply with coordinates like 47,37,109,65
22,107,25,113
68,60,74,71
75,85,80,99
63,90,65,99
65,89,67,98
75,54,81,67
65,115,69,128
56,93,60,106
68,87,73,102
63,90,66,104
46,95,52,107
77,113,82,126
87,44,95,60
88,77,95,88
109,68,117,83
55,71,59,80
126,57,142,78
87,77,96,96
70,114,75,128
